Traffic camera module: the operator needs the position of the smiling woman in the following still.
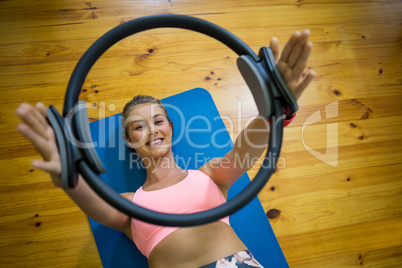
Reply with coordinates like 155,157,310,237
121,95,174,156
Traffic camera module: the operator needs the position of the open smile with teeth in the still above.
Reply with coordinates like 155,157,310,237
147,138,163,146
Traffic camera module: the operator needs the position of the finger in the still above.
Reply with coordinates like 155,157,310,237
270,37,280,62
30,103,49,134
295,70,316,97
288,30,310,68
32,159,61,175
280,31,301,63
292,41,313,80
35,102,48,118
16,103,48,139
46,123,60,154
17,123,53,159
32,105,48,131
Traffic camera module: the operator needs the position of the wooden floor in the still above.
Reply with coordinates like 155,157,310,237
1,0,402,267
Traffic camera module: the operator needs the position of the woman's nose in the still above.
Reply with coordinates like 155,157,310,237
149,124,158,136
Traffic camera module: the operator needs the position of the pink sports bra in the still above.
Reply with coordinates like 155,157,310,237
131,169,230,258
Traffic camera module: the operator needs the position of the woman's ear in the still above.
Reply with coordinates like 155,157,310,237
125,138,138,154
169,120,174,137
125,137,134,148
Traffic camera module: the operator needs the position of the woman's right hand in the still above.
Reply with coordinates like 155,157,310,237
16,103,133,233
16,102,62,188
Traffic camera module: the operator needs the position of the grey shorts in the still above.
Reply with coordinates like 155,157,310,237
199,250,264,268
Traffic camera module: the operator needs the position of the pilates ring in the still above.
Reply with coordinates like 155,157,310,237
46,14,298,227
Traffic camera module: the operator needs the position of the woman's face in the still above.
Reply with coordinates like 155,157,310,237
125,103,173,159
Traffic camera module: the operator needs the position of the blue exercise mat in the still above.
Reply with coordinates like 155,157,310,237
88,88,288,267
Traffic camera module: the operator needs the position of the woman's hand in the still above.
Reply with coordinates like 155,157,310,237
16,102,62,188
270,30,316,100
16,103,133,232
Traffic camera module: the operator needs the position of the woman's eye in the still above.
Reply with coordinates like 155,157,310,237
135,125,143,130
155,120,163,124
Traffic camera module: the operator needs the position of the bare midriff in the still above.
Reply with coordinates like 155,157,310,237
147,221,248,268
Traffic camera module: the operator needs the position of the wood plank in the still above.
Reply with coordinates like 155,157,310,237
0,180,77,217
291,245,402,267
0,49,239,88
1,2,401,45
278,138,402,178
284,114,402,152
1,20,401,66
0,235,101,268
0,207,93,247
263,174,402,236
0,156,50,186
0,43,399,90
278,217,402,266
1,1,401,26
259,162,402,201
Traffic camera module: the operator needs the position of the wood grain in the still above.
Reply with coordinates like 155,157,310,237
1,0,401,267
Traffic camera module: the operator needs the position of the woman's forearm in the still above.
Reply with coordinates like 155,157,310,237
232,116,270,172
63,174,129,231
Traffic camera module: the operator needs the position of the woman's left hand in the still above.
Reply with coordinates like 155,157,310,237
270,30,316,100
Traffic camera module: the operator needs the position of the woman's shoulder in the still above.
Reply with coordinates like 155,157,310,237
120,192,135,201
197,164,215,179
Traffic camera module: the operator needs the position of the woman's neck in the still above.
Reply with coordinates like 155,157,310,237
142,152,185,185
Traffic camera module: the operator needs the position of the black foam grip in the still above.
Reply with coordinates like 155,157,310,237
46,106,76,189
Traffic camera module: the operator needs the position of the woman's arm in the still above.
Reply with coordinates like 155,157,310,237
64,175,133,232
201,30,315,193
199,116,269,195
16,102,132,234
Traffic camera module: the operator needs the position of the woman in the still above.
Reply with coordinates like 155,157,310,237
16,31,315,268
